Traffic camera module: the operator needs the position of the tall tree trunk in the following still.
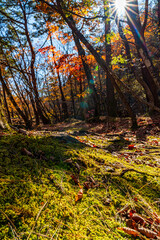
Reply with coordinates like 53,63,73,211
113,11,155,107
126,0,160,107
98,66,103,112
158,0,160,42
0,68,32,128
57,70,69,120
26,89,40,125
0,93,9,129
2,84,11,124
72,23,100,117
49,36,68,120
69,75,76,118
104,0,117,117
20,1,50,124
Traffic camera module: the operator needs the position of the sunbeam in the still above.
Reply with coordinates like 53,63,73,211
115,0,126,13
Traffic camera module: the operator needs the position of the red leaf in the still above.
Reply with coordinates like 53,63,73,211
92,144,97,148
128,145,135,150
134,197,138,202
132,214,145,225
71,175,79,185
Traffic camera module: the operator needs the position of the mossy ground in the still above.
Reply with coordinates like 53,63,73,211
0,124,160,240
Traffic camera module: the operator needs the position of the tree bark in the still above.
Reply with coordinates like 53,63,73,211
20,0,51,124
2,84,11,124
126,0,160,107
0,68,32,128
113,12,155,107
104,0,117,117
71,18,100,117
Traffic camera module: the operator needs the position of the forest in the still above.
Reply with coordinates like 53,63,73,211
0,0,160,239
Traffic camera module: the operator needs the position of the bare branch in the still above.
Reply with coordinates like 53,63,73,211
142,0,149,35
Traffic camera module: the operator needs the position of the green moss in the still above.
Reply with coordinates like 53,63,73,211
0,132,159,239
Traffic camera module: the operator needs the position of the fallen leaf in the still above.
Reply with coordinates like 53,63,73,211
131,214,146,226
126,219,137,229
74,162,80,173
75,188,83,202
134,197,138,202
71,175,79,185
118,227,140,237
138,227,157,238
128,145,135,150
92,144,97,148
22,148,33,157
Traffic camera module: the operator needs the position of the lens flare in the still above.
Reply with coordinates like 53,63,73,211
115,0,126,13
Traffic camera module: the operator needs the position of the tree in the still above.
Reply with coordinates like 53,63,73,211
104,0,117,117
125,0,160,107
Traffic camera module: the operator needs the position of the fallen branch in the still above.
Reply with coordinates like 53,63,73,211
120,168,143,177
32,231,56,239
118,168,160,178
27,201,48,240
10,126,28,135
0,209,20,239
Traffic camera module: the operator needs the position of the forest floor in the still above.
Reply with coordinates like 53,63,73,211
0,116,160,240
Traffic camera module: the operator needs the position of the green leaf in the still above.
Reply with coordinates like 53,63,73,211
95,66,99,71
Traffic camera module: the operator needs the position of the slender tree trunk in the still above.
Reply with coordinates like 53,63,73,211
49,36,68,120
113,12,155,107
54,91,62,120
104,0,117,117
72,25,100,117
26,89,40,125
2,84,11,124
0,93,9,129
158,0,160,42
98,66,103,113
126,0,160,107
20,1,50,124
57,70,69,120
0,68,32,128
69,76,76,118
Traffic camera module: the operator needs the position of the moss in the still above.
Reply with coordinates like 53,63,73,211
0,132,159,239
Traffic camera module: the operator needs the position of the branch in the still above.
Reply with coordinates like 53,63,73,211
26,201,48,240
116,168,160,178
0,209,20,240
38,0,126,22
119,168,143,177
0,9,24,25
142,0,149,35
115,76,160,113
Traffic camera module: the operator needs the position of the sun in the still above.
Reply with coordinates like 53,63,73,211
115,0,127,13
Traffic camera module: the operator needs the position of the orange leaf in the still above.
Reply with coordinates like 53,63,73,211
138,227,157,238
75,188,83,202
118,227,140,237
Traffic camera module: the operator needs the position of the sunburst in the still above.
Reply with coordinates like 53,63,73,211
110,0,129,18
115,0,127,13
